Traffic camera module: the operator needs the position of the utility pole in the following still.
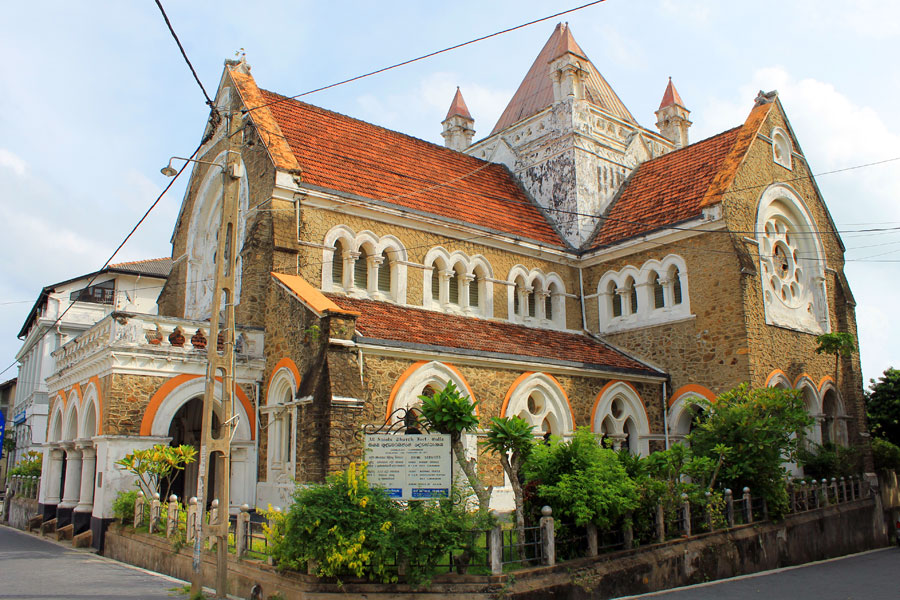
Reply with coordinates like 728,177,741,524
191,109,243,599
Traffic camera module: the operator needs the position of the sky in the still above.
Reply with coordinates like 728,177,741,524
1,0,899,387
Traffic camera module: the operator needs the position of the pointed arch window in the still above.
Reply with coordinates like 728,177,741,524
332,240,345,286
610,281,622,318
354,247,369,289
651,271,664,309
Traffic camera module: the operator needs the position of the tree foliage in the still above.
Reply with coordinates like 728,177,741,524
523,428,638,528
866,367,900,447
482,416,534,557
418,382,492,514
687,384,812,516
8,450,42,477
114,444,197,500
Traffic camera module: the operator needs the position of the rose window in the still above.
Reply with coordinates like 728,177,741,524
760,218,803,308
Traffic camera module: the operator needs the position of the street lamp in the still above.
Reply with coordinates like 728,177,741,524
160,156,226,177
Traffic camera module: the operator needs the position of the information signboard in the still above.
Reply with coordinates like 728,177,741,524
364,433,452,500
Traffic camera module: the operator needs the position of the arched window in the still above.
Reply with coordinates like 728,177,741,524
592,382,650,455
651,271,664,309
378,250,392,294
332,239,345,287
469,273,480,308
821,387,848,447
449,265,463,306
610,281,622,317
624,276,637,315
669,265,683,305
354,247,369,289
503,373,574,439
756,184,828,334
771,127,792,170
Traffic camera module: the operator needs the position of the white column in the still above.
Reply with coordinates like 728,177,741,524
75,441,97,514
58,443,83,509
44,446,65,504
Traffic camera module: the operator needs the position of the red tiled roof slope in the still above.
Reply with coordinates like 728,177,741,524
260,90,565,247
327,294,660,375
109,257,173,278
589,128,740,248
491,23,637,135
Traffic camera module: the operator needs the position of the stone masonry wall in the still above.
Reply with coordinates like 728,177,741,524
587,233,751,397
296,206,584,332
361,354,663,486
721,105,868,451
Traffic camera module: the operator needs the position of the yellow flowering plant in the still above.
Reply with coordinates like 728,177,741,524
114,443,197,500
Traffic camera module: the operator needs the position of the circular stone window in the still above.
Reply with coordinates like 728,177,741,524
761,217,803,308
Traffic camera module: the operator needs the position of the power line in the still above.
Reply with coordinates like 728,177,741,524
154,0,214,106
243,0,608,115
0,144,201,379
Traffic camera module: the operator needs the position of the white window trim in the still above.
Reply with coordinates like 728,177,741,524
322,226,408,304
591,381,651,456
597,254,691,333
506,266,567,329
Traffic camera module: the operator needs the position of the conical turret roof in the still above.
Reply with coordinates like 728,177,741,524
445,87,473,121
490,23,637,135
658,77,686,110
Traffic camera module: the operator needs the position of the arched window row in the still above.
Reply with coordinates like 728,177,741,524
424,248,494,318
597,255,690,332
507,266,567,329
321,226,408,304
766,371,848,447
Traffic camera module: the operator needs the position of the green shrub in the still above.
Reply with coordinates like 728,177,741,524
797,442,861,479
113,490,139,522
271,462,489,586
523,428,638,528
872,437,900,472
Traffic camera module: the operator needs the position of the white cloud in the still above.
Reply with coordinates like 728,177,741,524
0,148,27,176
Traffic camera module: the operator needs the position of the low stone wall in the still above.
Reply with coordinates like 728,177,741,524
507,497,887,599
4,495,39,530
104,497,887,600
103,526,503,599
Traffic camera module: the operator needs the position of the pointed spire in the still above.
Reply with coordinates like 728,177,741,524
655,77,691,149
658,77,685,110
442,87,475,152
490,23,636,135
445,87,472,120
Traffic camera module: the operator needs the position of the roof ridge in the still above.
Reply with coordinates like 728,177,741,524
260,88,494,169
109,257,171,268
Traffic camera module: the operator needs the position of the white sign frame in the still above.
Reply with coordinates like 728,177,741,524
364,433,453,500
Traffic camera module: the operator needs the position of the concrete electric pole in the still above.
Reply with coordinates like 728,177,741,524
190,109,243,599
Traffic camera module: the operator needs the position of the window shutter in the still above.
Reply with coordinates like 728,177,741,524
448,272,460,304
432,266,440,301
469,278,479,307
378,252,391,293
528,291,536,317
545,294,553,320
612,292,622,317
332,245,343,285
653,274,665,309
673,269,682,304
354,249,368,289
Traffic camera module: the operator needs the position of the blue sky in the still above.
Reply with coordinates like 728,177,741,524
2,0,899,385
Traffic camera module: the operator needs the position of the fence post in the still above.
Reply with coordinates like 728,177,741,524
133,491,144,528
236,504,250,558
840,477,847,503
166,495,178,538
819,479,829,506
681,493,691,537
149,493,161,534
489,525,503,575
586,522,598,557
186,497,197,544
540,506,555,566
742,487,752,524
761,497,769,521
623,510,634,549
724,489,734,527
830,478,838,504
655,502,665,543
207,499,219,549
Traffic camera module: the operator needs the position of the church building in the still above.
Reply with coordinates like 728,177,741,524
35,23,867,548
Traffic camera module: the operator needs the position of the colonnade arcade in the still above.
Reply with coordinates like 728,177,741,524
42,383,100,530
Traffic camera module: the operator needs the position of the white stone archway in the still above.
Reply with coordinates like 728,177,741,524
149,376,257,510
592,382,651,456
502,373,574,438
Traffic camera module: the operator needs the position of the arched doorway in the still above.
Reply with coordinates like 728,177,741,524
166,397,222,504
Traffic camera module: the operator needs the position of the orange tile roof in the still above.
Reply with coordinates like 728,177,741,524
588,127,741,248
272,272,359,317
258,89,565,247
327,294,662,376
490,23,637,135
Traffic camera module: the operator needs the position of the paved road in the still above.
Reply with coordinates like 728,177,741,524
0,525,189,599
619,547,900,600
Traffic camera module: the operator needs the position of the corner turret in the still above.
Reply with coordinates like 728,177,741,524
441,87,475,152
655,77,691,149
